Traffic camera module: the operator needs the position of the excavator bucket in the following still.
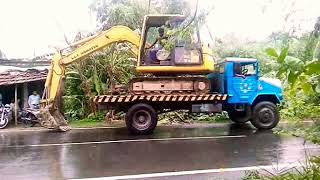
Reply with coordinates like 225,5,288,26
39,107,70,131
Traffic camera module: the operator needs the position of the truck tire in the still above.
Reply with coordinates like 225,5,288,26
228,107,252,124
250,101,279,130
126,103,158,134
227,109,251,124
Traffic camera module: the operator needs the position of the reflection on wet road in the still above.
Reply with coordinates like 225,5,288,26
0,123,319,180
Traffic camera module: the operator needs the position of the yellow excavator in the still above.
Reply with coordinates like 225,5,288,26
40,14,215,131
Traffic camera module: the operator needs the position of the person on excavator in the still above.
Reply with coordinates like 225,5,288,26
146,20,178,64
146,27,167,64
149,27,167,48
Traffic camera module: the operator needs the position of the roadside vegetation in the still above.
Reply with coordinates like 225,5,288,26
69,112,106,128
242,156,320,180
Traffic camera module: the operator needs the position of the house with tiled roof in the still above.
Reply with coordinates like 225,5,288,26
0,58,50,125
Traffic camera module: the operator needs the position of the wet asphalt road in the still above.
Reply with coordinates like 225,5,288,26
0,123,319,180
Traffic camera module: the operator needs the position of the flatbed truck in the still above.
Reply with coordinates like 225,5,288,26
94,57,283,134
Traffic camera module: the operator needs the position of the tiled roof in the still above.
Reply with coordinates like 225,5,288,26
0,58,50,67
0,70,48,86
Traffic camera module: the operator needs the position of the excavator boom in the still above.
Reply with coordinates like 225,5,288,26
41,26,141,131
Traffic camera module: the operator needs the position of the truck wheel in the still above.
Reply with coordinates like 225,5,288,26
227,109,251,124
250,101,279,130
126,103,158,134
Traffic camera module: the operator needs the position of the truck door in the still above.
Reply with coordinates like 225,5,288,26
232,62,258,102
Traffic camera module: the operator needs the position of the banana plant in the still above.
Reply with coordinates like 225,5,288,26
266,46,320,94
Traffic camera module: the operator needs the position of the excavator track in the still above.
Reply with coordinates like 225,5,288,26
128,76,210,95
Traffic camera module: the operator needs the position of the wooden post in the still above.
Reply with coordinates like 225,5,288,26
15,84,18,126
23,83,28,108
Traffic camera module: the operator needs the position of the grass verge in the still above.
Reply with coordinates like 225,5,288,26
244,117,320,180
242,156,320,180
69,119,106,128
275,118,320,144
68,112,107,128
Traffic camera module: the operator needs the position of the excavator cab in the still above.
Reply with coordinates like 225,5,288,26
136,15,214,74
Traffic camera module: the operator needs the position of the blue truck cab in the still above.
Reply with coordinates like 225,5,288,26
209,57,283,129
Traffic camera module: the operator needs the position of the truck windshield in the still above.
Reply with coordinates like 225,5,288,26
241,63,257,76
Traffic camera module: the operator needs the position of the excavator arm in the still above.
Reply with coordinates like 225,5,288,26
40,25,141,131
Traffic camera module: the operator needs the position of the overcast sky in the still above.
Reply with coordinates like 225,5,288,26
0,0,319,58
